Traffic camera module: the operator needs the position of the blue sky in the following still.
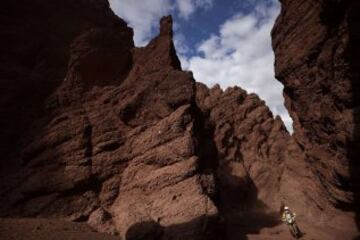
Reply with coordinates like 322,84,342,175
109,0,293,132
173,0,278,57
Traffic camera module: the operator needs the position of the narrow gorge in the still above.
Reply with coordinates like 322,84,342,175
0,0,359,239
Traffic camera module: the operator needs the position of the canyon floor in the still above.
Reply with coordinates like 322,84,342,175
1,213,358,240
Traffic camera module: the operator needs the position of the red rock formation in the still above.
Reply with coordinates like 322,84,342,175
0,0,359,239
0,0,131,174
0,5,220,239
273,0,360,230
195,83,290,239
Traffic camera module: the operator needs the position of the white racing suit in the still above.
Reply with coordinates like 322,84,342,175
283,211,296,224
282,210,301,238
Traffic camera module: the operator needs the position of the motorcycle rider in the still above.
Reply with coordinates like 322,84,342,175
281,205,301,238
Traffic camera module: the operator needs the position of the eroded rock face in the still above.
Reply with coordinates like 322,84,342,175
272,0,360,225
0,0,131,173
0,7,219,239
195,83,290,238
0,0,359,239
196,83,289,209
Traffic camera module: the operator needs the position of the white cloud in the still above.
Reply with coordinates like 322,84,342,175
109,0,173,46
176,0,195,19
176,0,213,20
183,2,293,132
110,0,214,45
174,32,189,55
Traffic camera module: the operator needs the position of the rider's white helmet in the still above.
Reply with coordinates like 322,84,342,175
284,206,289,210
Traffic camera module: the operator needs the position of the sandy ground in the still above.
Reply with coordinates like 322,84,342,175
0,218,120,240
223,210,359,240
0,215,358,240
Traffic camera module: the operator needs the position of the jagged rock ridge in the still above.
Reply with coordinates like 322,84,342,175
0,0,359,239
0,7,220,239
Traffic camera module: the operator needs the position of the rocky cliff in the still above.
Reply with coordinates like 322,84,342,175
0,0,359,239
272,0,360,233
0,5,220,238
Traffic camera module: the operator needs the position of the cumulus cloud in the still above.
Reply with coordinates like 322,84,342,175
176,0,213,20
183,2,293,132
109,0,173,46
176,0,195,19
110,0,213,45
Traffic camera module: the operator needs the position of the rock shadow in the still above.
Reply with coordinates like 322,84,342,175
124,172,282,240
217,169,282,240
348,0,360,238
125,215,221,240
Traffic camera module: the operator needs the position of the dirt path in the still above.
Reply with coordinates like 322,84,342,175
246,217,359,240
223,210,359,240
0,216,358,239
0,218,120,240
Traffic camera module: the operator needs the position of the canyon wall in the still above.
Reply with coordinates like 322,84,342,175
272,0,360,227
0,0,359,239
0,0,129,172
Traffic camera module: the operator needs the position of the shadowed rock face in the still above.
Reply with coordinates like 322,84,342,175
0,0,359,239
0,0,132,173
0,6,220,239
195,83,291,239
272,0,360,227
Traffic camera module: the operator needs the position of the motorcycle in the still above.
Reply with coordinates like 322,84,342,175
288,222,301,239
283,209,302,239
